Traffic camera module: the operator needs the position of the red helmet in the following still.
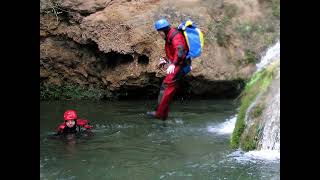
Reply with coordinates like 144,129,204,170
64,110,78,121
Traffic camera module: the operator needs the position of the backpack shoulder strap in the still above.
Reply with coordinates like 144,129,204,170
167,28,180,45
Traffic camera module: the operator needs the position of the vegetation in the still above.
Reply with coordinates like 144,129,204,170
231,61,278,149
205,3,238,46
272,0,280,18
40,83,106,100
251,104,264,119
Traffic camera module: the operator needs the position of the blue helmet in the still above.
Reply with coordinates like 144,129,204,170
154,18,170,31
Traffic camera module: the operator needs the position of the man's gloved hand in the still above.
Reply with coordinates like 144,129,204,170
167,64,175,74
158,57,167,67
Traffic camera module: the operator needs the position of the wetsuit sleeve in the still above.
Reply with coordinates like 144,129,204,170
77,119,93,130
171,34,187,65
56,123,66,134
84,125,93,129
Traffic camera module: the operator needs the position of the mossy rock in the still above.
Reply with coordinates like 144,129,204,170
231,61,279,150
251,104,265,119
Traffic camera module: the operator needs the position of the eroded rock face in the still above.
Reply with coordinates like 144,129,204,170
40,0,276,100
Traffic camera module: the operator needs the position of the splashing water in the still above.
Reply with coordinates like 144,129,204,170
228,40,280,163
256,40,280,72
207,115,237,135
244,150,280,161
228,149,280,163
207,114,280,162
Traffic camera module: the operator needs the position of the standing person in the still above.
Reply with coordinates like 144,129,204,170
147,18,190,120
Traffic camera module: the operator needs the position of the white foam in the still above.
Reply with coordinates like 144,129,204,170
207,115,237,134
244,150,280,161
228,149,280,163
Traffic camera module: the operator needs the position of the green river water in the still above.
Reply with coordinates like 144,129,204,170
40,100,279,180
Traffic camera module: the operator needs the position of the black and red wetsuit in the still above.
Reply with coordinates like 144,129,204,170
56,119,93,135
155,27,189,120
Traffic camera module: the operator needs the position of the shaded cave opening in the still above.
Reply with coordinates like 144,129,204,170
113,75,245,101
138,54,149,65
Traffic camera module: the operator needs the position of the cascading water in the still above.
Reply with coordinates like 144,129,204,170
211,41,280,161
256,40,280,73
207,115,237,135
245,40,280,160
255,40,280,152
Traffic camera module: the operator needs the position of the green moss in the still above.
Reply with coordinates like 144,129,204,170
234,20,274,40
40,83,106,100
245,49,257,64
272,0,280,18
241,134,257,151
234,21,254,39
241,122,262,151
236,49,258,66
231,88,257,149
216,16,231,47
204,21,215,44
205,13,232,46
205,3,237,46
231,61,278,149
262,33,278,48
251,104,264,118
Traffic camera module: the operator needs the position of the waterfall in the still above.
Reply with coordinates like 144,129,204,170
256,40,280,72
258,73,280,151
207,115,237,135
230,41,280,161
256,41,280,151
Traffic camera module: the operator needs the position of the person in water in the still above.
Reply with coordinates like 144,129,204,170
146,18,190,120
56,110,93,135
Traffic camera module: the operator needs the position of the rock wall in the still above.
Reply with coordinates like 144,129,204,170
40,0,279,100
